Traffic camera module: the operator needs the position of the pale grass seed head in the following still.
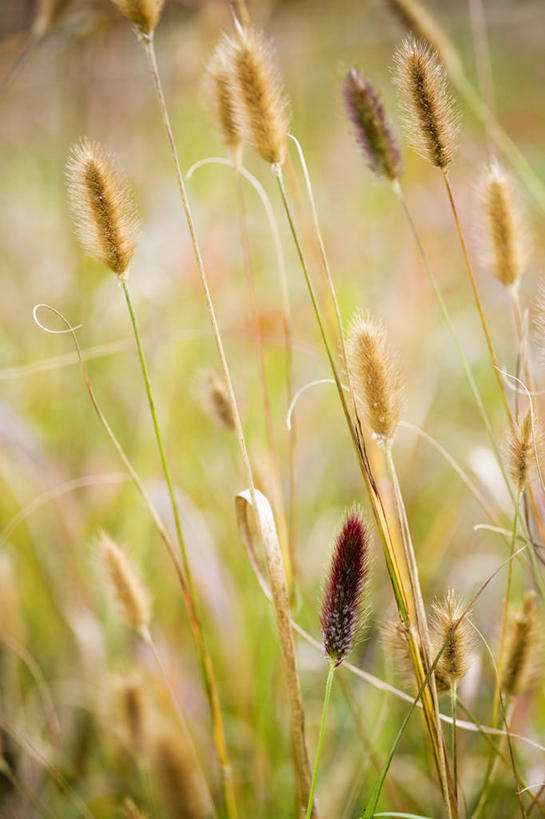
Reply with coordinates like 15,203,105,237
206,38,244,167
230,26,290,166
115,671,148,756
153,726,213,819
508,411,536,494
393,37,459,169
347,314,403,441
111,0,165,36
501,590,539,697
430,589,471,691
480,161,526,288
67,139,139,279
99,530,151,631
205,369,235,430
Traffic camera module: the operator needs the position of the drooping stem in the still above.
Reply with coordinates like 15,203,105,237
306,662,336,819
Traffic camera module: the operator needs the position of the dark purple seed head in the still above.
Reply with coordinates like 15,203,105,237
344,68,402,181
321,508,370,666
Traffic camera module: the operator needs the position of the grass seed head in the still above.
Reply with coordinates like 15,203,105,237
501,590,539,697
230,26,290,166
100,530,151,631
115,672,148,756
111,0,165,36
348,314,403,441
393,37,459,169
205,369,235,430
344,68,402,181
153,727,213,818
508,411,535,494
481,161,526,287
67,139,139,279
430,589,471,691
206,38,244,166
321,508,370,666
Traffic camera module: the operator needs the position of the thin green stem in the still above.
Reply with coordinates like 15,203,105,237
306,662,336,819
451,685,458,804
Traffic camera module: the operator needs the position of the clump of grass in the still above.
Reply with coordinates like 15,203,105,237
501,590,539,698
343,68,402,181
480,161,526,288
100,530,151,631
393,36,459,169
67,139,139,279
347,314,404,441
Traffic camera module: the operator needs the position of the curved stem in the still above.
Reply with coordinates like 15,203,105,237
306,663,336,819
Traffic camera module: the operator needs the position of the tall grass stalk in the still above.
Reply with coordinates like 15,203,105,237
305,662,335,819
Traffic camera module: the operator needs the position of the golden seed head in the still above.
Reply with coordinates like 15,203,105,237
393,37,459,169
205,369,235,430
206,38,244,166
430,589,471,690
347,314,403,441
501,590,539,697
481,161,526,287
153,728,213,819
111,0,165,36
508,411,535,493
230,26,290,166
115,672,148,756
100,530,151,630
67,139,139,278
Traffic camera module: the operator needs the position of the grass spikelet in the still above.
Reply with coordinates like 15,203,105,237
121,798,148,818
501,590,539,697
508,411,535,493
430,589,471,691
347,314,403,441
153,727,213,819
100,530,151,631
116,672,148,756
206,39,244,166
321,508,370,666
393,37,459,169
481,161,526,287
67,139,139,279
205,369,235,430
344,68,402,181
111,0,165,36
230,27,290,166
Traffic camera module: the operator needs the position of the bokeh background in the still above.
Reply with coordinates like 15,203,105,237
1,1,545,816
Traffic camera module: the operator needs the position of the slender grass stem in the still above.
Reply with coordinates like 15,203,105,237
451,685,458,804
306,662,336,819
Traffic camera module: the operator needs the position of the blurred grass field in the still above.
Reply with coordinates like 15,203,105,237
1,1,545,817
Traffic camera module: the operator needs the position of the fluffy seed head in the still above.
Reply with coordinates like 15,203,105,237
344,68,402,181
393,37,459,169
321,508,370,666
205,369,235,430
153,728,213,819
206,38,244,166
501,590,539,697
100,530,151,630
508,412,535,493
67,140,139,278
230,27,289,166
115,672,148,756
430,589,471,691
480,162,526,287
111,0,165,35
348,314,403,440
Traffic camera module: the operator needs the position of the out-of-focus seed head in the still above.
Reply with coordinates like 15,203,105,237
480,161,526,288
430,589,471,691
111,0,165,36
344,68,402,181
115,671,148,756
321,508,370,666
393,37,459,169
100,530,151,631
205,38,244,167
67,140,139,279
153,726,214,818
205,369,235,430
121,798,148,819
347,314,403,441
229,26,290,166
501,590,539,697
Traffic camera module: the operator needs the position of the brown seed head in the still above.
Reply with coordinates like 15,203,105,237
347,314,403,440
430,589,471,691
205,369,235,430
100,530,151,630
230,27,289,166
111,0,165,36
206,38,244,166
116,672,148,756
67,140,139,279
344,68,402,181
393,37,459,169
508,411,535,494
153,728,213,819
481,162,526,287
501,590,539,697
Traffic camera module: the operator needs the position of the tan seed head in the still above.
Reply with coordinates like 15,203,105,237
508,411,535,494
501,590,539,697
481,162,526,288
111,0,165,36
430,589,471,691
206,38,244,166
100,530,151,630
